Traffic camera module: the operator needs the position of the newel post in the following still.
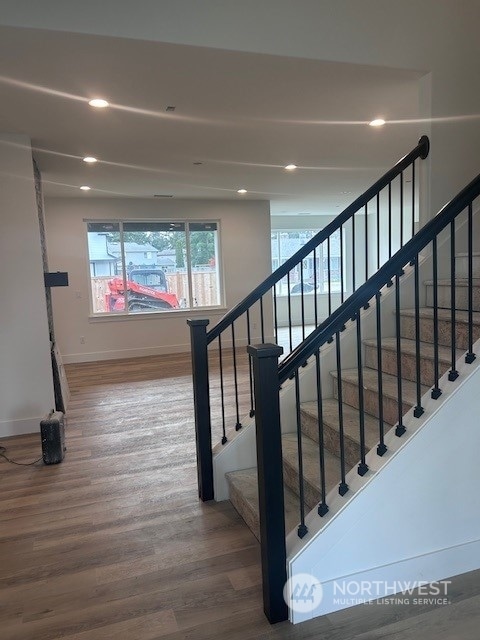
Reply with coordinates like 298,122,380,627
188,318,214,501
247,343,288,624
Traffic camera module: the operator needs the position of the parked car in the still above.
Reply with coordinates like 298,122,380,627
290,282,317,294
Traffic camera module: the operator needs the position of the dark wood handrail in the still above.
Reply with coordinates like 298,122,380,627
207,136,430,344
278,172,480,384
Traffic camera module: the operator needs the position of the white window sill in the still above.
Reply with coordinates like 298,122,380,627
89,306,228,322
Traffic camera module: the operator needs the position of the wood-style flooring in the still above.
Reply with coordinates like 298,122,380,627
1,351,479,639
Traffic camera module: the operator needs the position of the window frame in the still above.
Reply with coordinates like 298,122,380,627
270,228,345,296
85,218,224,317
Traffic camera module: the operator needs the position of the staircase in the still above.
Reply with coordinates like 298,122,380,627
226,263,480,542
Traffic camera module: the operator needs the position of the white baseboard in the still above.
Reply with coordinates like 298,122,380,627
0,416,41,439
291,538,480,623
62,335,273,364
62,343,192,363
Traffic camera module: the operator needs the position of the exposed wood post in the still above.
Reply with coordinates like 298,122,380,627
188,318,213,501
248,343,288,624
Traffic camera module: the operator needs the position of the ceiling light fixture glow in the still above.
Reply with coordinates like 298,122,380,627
88,98,109,108
369,118,386,127
285,164,297,171
83,156,97,163
80,185,91,191
237,188,247,194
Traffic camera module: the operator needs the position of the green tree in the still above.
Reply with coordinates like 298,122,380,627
190,231,215,266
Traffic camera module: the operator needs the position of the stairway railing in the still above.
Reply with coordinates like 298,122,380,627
189,136,429,501
252,172,480,622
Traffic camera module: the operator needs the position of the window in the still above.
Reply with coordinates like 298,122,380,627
86,221,222,314
271,229,343,295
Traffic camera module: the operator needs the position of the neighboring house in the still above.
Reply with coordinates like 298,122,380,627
87,233,117,277
156,248,176,272
108,242,159,270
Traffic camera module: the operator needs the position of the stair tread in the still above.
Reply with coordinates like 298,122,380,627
363,337,463,362
399,307,480,324
282,432,341,505
301,398,382,451
330,366,429,406
226,467,305,537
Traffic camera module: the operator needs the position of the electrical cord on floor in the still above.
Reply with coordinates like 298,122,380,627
0,446,42,466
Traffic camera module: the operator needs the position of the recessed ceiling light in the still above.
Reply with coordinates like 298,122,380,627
88,98,109,108
237,189,247,194
285,164,297,171
80,185,91,191
369,118,386,127
83,156,97,164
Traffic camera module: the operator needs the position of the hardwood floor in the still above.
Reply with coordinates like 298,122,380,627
1,352,479,639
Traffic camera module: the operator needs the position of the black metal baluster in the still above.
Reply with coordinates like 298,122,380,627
365,203,368,282
294,372,308,538
411,161,416,239
301,260,306,340
376,292,387,455
260,296,265,343
356,311,368,476
431,237,442,399
218,334,227,444
231,322,242,430
376,192,380,270
246,309,255,418
315,351,329,516
327,236,332,316
335,332,349,495
395,274,406,436
388,182,392,258
400,172,404,248
466,203,476,364
287,271,293,352
413,256,424,417
340,226,345,304
273,285,279,344
352,212,356,294
449,221,459,381
313,247,319,326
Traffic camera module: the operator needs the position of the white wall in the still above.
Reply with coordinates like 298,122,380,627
0,134,55,437
45,197,271,362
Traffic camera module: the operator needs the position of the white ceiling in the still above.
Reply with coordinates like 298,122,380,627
0,24,424,215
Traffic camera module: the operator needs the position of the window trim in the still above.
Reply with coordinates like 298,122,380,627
85,218,223,317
